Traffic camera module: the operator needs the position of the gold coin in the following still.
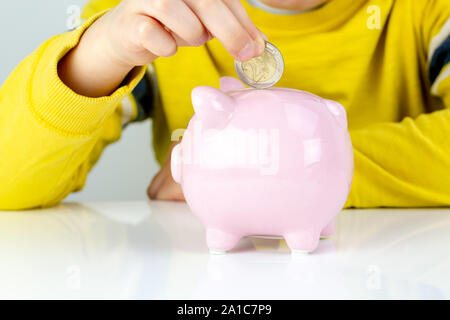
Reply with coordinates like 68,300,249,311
235,41,284,89
241,49,277,83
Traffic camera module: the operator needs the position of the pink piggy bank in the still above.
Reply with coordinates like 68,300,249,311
171,77,353,254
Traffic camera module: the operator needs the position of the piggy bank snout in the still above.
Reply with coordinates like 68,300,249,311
324,100,348,128
171,144,182,184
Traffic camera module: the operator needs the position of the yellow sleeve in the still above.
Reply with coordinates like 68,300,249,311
0,10,145,210
346,0,450,208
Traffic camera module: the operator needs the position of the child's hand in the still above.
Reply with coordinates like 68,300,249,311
59,0,265,97
147,142,185,201
99,0,266,68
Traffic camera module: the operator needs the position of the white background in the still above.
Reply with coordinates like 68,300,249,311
0,1,160,201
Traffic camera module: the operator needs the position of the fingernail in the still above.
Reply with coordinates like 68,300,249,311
194,32,209,46
255,26,268,39
237,42,256,61
260,32,269,42
256,37,266,55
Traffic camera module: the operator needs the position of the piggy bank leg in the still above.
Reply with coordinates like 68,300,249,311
206,229,241,254
320,220,335,239
284,229,320,254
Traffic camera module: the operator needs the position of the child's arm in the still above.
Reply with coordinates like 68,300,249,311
0,0,265,210
0,13,145,210
346,1,450,208
59,0,266,98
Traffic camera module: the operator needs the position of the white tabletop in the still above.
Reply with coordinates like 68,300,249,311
0,201,449,299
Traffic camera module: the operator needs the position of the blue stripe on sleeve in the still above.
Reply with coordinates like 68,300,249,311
131,73,154,121
429,36,450,85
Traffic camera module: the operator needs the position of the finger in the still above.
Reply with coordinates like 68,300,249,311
133,14,178,57
257,27,269,41
147,141,178,199
170,32,191,47
185,0,262,61
170,30,214,47
154,179,185,201
222,0,265,54
147,171,164,200
144,0,209,46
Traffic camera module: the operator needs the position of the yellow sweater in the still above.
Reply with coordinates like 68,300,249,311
0,0,449,210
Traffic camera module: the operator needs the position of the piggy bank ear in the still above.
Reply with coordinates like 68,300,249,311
219,77,246,92
192,86,235,127
324,100,347,128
